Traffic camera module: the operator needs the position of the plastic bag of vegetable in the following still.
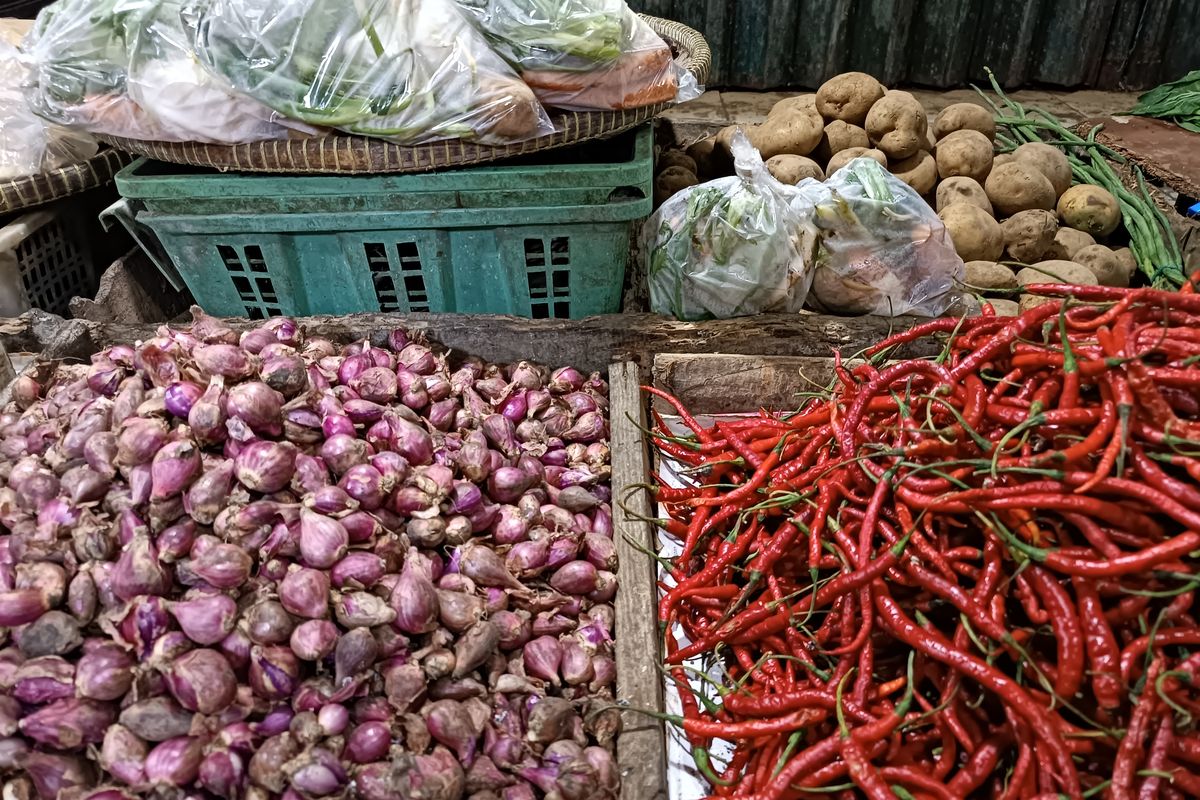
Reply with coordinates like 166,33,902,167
453,0,700,111
643,129,817,320
190,0,555,145
798,158,964,317
21,0,301,144
0,23,98,180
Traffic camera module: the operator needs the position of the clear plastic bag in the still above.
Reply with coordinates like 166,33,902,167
454,0,700,111
643,130,817,321
799,158,964,317
0,34,97,180
21,0,301,144
190,0,555,145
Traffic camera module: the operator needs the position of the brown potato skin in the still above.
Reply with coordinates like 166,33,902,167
985,162,1056,217
826,147,888,174
811,121,870,165
888,151,936,195
815,73,886,125
865,91,927,160
936,177,993,216
654,167,700,207
933,103,996,141
767,155,825,184
1002,210,1058,264
935,130,994,184
939,202,1004,262
1057,185,1121,237
1013,142,1072,198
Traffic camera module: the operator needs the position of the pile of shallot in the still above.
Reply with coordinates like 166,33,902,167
0,310,618,800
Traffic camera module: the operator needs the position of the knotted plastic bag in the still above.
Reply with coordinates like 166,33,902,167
454,0,700,111
643,129,817,320
798,158,964,317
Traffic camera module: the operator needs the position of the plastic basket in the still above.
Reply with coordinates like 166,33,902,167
115,126,653,319
0,204,97,317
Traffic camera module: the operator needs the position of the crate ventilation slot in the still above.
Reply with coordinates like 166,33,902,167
218,244,282,319
364,241,429,313
16,217,93,317
524,237,571,319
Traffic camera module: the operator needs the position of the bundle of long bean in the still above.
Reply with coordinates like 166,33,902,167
647,284,1200,798
975,69,1185,291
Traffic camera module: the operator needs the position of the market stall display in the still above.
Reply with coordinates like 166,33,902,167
643,147,964,320
190,0,550,146
0,311,621,799
655,70,1182,320
453,0,699,111
642,281,1200,797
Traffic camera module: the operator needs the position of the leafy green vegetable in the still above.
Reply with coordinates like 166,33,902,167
190,0,550,144
454,0,630,70
1131,70,1200,133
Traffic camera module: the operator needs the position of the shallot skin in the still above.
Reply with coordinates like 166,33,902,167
0,314,615,800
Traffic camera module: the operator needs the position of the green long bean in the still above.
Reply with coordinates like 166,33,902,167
975,69,1185,289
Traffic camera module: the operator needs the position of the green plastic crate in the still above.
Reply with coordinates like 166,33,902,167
114,126,652,319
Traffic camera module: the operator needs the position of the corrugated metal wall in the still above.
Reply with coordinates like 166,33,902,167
632,0,1200,90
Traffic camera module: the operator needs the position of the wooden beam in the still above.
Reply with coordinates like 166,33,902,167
610,361,668,800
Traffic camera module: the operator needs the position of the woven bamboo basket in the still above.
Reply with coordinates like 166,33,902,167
0,148,133,215
94,16,710,175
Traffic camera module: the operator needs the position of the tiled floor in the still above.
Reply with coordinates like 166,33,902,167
660,88,1142,145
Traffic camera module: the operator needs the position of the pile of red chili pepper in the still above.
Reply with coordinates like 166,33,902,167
644,282,1200,800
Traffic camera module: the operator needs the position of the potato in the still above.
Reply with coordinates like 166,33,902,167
888,151,936,195
751,113,823,159
1057,184,1121,237
826,147,888,174
1053,228,1096,260
1013,142,1071,198
1002,210,1058,264
985,162,1056,216
766,155,825,184
935,130,994,183
812,120,869,165
654,167,699,206
1074,244,1130,287
965,261,1018,292
933,103,996,141
939,202,1004,262
935,177,993,216
1020,294,1061,313
1016,260,1099,287
865,90,927,160
815,73,886,125
769,94,821,121
993,153,1017,168
686,137,726,179
658,149,698,175
987,298,1020,316
1113,247,1137,278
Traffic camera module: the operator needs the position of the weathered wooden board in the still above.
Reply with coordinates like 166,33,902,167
651,353,851,414
610,362,668,800
3,311,942,378
1078,116,1200,200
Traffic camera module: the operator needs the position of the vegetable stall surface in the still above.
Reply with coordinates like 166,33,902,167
0,310,618,800
646,283,1200,798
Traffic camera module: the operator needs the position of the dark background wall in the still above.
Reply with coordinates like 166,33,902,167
631,0,1199,91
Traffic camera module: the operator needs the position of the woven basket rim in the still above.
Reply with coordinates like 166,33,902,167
0,148,134,215
94,14,710,175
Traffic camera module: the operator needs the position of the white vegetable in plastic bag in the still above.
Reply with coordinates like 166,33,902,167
799,158,964,317
643,130,816,320
454,0,701,111
190,0,555,145
21,0,301,144
0,32,97,180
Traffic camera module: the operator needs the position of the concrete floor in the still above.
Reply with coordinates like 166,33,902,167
660,88,1142,145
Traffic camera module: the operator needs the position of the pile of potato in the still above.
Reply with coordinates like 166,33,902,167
654,72,1138,316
